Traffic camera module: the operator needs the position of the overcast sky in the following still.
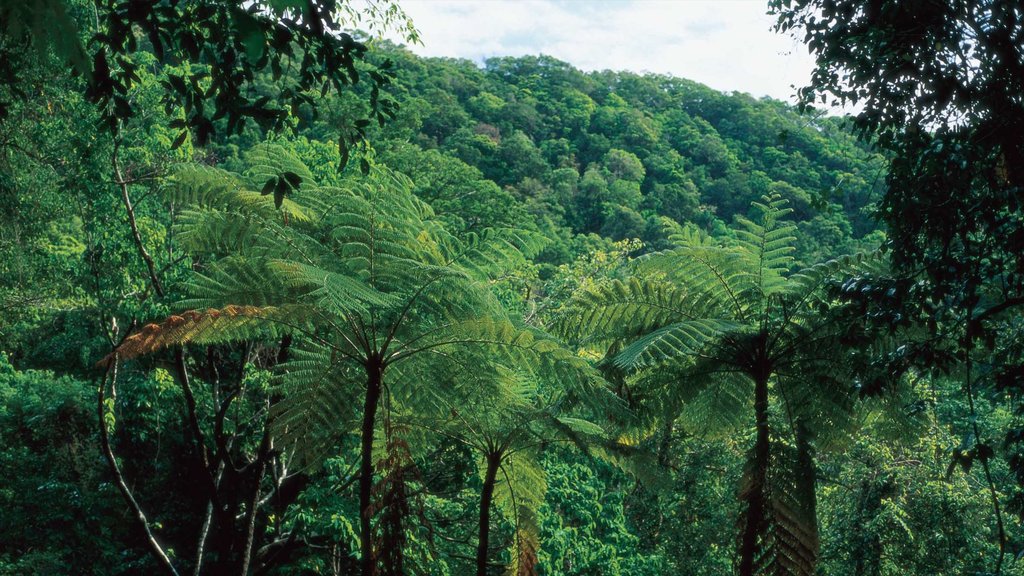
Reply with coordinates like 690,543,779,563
380,0,817,104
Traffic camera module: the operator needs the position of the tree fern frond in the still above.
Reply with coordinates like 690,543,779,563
271,341,363,469
783,251,883,302
647,246,759,319
98,305,295,366
163,163,242,207
667,222,715,248
242,143,317,191
493,451,545,576
180,256,298,310
165,163,314,222
681,371,754,437
777,371,857,450
507,509,540,576
556,277,710,344
733,194,799,300
613,318,741,369
267,259,398,313
437,227,545,282
175,208,265,254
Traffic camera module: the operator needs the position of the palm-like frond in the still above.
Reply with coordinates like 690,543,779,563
242,143,317,191
98,304,300,366
271,341,363,468
165,163,314,222
641,246,759,321
733,195,798,300
612,318,741,370
556,276,724,345
493,450,545,576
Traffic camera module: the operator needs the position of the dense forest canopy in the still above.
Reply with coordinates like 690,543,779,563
1,1,1022,575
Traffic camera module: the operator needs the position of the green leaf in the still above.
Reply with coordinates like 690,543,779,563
261,177,277,196
281,171,302,189
233,10,265,62
273,184,285,209
171,130,188,150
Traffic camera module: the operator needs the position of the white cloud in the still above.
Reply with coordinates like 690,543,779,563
380,0,817,103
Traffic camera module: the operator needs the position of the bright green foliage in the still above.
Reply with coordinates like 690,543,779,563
4,8,1018,575
815,373,1018,576
559,195,881,576
110,144,606,573
417,365,626,574
538,456,666,576
0,355,115,574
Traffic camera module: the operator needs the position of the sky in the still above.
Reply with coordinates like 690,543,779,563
379,0,818,104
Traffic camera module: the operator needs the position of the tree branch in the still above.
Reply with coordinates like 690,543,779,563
113,140,164,297
98,358,180,576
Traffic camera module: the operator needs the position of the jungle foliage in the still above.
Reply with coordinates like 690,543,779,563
1,1,1022,575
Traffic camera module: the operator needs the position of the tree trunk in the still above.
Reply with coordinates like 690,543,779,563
794,419,819,572
360,361,383,576
738,373,770,576
476,451,502,576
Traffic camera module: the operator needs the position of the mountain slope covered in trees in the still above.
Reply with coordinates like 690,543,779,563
290,46,888,270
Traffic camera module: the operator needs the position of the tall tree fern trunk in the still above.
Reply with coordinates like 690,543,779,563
738,373,770,576
360,360,383,576
476,451,501,576
794,418,820,573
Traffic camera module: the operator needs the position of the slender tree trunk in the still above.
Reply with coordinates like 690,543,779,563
657,419,674,468
112,141,164,297
476,451,502,576
738,373,770,576
360,361,384,576
98,360,180,576
794,419,819,571
239,432,270,576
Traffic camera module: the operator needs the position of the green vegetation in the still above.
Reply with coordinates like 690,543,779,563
1,1,1022,575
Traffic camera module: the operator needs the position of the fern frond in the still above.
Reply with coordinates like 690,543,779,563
681,371,753,437
644,246,759,318
667,222,714,248
271,341,363,469
613,318,741,369
242,143,317,191
180,256,298,310
165,163,313,222
98,305,295,366
733,194,799,300
783,251,883,302
175,208,265,254
557,277,712,344
440,227,544,280
494,451,545,576
267,260,398,314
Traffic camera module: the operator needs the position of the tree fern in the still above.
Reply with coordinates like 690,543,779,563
414,365,617,576
558,194,887,576
108,144,598,576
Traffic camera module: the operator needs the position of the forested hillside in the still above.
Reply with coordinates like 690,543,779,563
2,1,1023,575
284,45,889,270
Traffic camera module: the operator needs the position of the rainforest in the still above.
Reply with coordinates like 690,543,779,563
1,1,1023,575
